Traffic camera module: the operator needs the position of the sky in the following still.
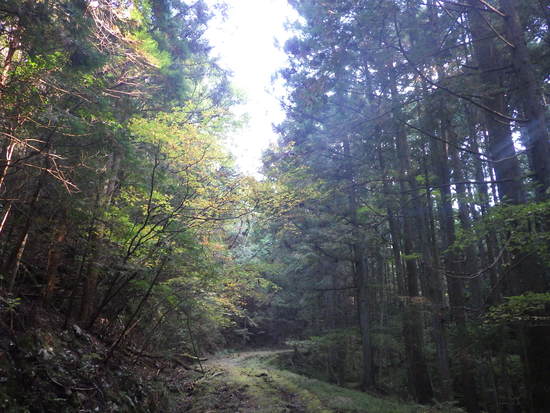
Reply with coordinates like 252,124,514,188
204,0,299,176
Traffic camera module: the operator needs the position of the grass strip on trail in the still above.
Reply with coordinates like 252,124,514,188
179,350,462,412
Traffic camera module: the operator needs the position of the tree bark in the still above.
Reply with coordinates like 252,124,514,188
390,89,434,403
79,150,121,325
468,4,550,410
499,0,550,201
343,135,374,390
4,171,44,292
43,216,68,305
466,1,524,205
433,117,480,412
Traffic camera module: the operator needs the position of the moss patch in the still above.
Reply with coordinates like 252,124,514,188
183,351,462,413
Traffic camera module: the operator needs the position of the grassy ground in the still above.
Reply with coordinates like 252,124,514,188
176,350,463,413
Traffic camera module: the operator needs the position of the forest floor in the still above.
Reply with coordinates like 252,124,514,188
0,304,463,413
176,350,451,413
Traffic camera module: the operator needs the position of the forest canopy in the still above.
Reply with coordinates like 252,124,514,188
0,0,266,383
259,0,550,412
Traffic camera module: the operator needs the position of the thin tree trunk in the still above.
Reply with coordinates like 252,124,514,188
391,96,434,403
449,140,482,311
0,140,16,196
417,100,454,403
104,254,169,362
43,216,68,305
434,118,480,412
79,150,120,325
468,111,502,306
5,171,44,292
0,203,12,235
343,135,374,390
420,154,454,403
383,63,435,402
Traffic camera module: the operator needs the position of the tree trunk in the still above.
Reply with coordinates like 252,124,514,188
391,102,434,403
79,150,121,325
449,139,482,311
499,0,550,201
432,117,480,412
468,109,502,306
466,1,524,205
4,172,44,292
415,98,454,403
43,216,68,305
468,4,550,410
355,247,374,390
343,135,374,390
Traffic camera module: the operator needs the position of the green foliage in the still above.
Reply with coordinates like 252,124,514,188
486,293,550,325
0,0,268,382
0,295,21,313
13,51,67,78
284,329,362,384
402,252,421,261
132,29,172,69
452,201,550,264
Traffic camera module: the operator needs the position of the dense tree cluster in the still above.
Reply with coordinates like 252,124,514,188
0,0,265,372
261,1,550,412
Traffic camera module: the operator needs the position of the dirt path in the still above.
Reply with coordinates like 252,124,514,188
178,349,320,413
175,350,435,413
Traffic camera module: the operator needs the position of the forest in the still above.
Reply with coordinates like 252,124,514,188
0,0,549,412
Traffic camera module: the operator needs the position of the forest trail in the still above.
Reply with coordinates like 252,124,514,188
178,350,431,413
181,349,314,413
